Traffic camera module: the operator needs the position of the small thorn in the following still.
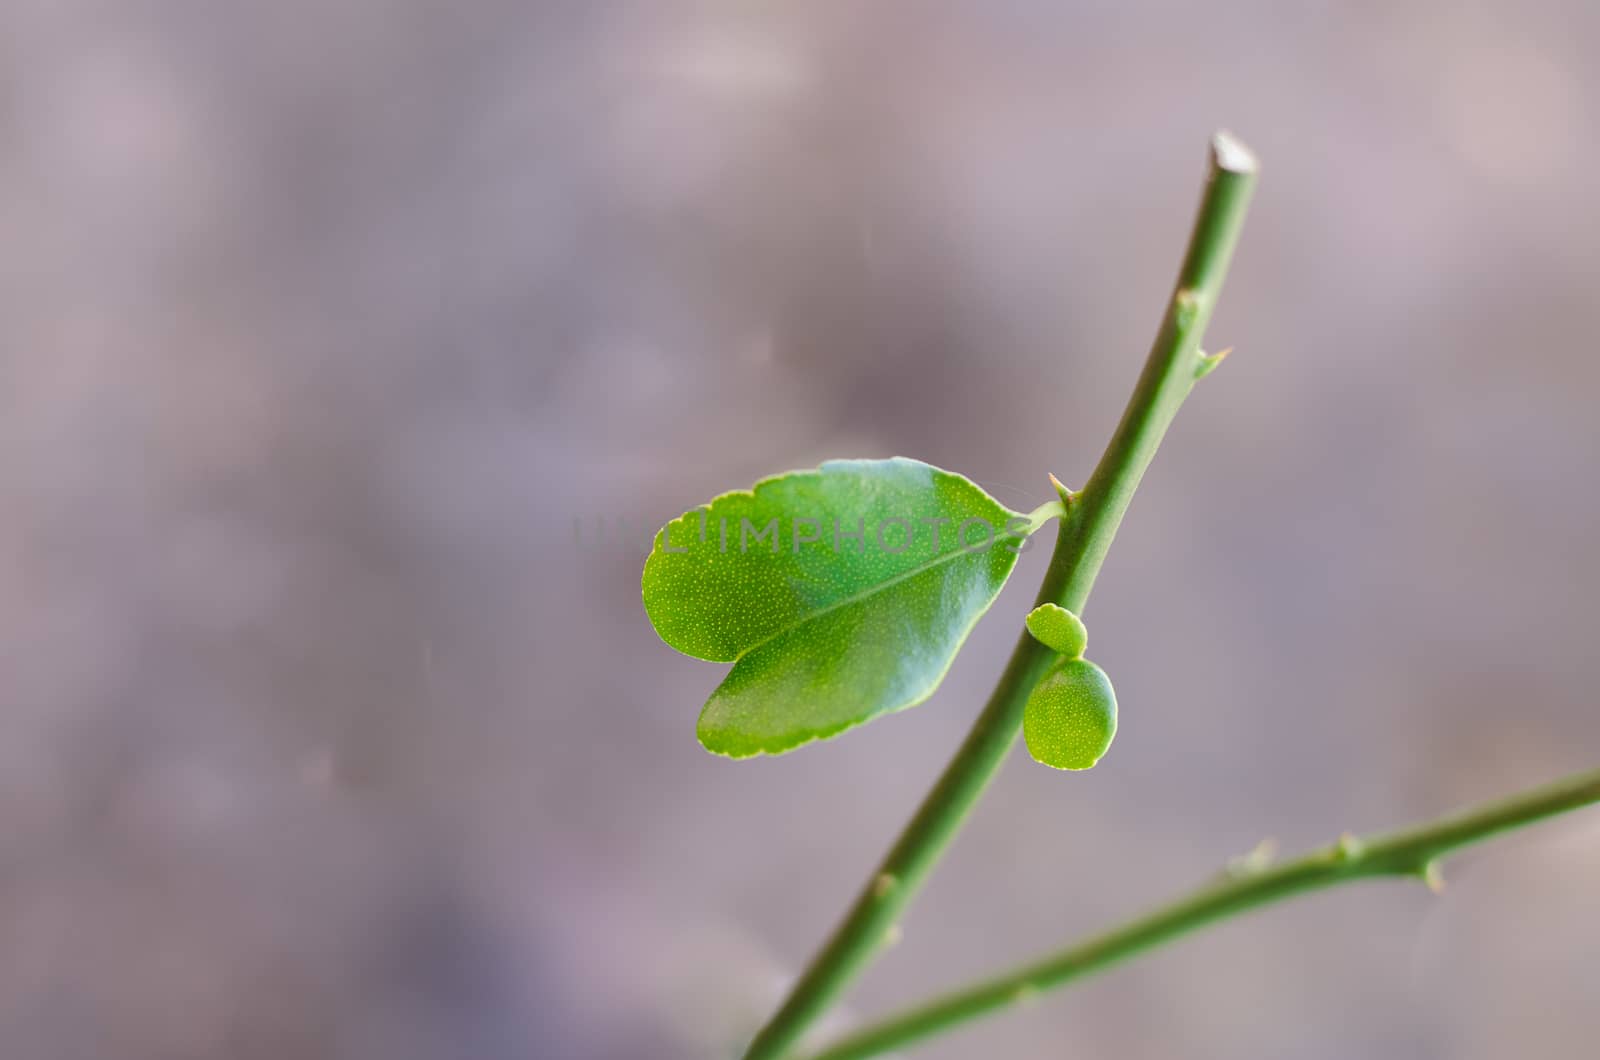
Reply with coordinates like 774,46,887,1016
872,873,898,899
1420,861,1445,895
882,923,904,948
1195,346,1233,380
1047,473,1077,504
1335,832,1365,861
1226,837,1277,877
1011,983,1039,1007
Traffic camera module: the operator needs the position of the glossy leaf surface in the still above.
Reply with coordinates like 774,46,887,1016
643,458,1027,757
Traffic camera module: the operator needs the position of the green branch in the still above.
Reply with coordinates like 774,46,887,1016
804,765,1600,1060
738,133,1260,1060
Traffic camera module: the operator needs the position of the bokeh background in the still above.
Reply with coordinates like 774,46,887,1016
3,1,1598,1057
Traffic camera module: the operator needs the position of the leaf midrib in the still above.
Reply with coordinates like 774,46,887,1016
732,522,1022,662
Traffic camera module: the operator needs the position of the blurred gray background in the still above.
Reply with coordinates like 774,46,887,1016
2,1,1597,1057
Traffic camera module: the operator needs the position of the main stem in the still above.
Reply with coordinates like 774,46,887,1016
806,765,1600,1060
739,133,1260,1060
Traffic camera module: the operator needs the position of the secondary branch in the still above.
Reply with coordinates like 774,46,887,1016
805,765,1600,1060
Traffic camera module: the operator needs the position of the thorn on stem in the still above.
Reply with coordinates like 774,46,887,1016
1335,832,1365,861
1195,346,1233,380
1226,837,1278,878
872,873,898,899
1048,473,1077,505
1420,861,1446,895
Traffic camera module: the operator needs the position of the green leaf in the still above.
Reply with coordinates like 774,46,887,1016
643,457,1030,757
1025,603,1087,659
1023,657,1117,771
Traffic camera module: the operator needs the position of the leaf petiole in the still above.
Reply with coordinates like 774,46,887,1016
1020,497,1068,535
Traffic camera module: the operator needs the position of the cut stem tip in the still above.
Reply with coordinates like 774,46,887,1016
1211,131,1258,174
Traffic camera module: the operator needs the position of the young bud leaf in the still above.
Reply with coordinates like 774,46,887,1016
1023,657,1117,771
1024,603,1088,659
